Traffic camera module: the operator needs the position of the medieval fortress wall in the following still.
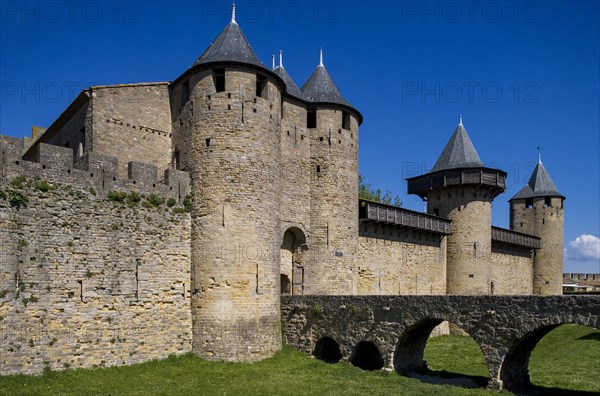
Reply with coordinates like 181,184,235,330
0,14,564,374
0,139,192,375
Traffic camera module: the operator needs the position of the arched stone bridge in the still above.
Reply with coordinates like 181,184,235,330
281,295,600,392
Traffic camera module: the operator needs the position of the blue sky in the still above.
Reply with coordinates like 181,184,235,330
1,0,599,272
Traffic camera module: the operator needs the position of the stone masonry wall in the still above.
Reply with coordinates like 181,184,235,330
91,83,173,178
490,247,534,295
308,108,359,295
0,177,192,375
357,224,447,295
183,69,283,362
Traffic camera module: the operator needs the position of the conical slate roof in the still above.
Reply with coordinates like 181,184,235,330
193,21,265,69
511,160,564,200
301,64,351,107
431,122,483,172
274,66,303,99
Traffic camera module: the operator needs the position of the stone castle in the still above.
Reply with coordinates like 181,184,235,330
0,9,565,374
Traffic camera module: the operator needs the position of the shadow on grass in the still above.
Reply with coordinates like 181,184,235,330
404,367,489,388
510,384,600,396
577,332,600,341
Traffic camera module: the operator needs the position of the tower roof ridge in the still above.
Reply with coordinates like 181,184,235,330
430,121,483,172
301,51,352,107
192,19,265,69
274,63,303,99
511,159,564,200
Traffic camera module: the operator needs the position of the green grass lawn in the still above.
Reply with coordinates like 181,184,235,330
1,325,598,396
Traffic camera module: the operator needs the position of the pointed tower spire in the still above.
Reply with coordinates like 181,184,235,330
430,119,483,172
537,146,542,164
511,155,564,200
192,10,265,68
458,114,463,126
279,50,283,68
319,49,324,66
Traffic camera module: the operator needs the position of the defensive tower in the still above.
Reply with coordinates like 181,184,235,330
407,117,506,295
171,6,286,361
510,154,565,295
302,50,361,295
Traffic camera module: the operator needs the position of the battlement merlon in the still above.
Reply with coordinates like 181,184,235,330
1,140,190,201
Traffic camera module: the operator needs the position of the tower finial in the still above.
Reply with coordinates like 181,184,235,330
231,2,236,23
537,146,542,164
458,114,463,126
319,49,323,66
279,50,283,68
272,54,275,70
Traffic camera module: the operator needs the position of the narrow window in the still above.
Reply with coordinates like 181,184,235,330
526,198,533,208
316,165,321,173
181,80,190,106
433,209,440,216
173,150,181,170
307,109,317,128
214,69,225,92
256,74,268,98
544,197,552,208
342,111,351,130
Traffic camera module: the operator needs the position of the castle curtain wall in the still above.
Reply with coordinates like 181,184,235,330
91,84,173,177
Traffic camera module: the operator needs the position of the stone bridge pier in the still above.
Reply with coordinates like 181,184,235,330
281,295,600,392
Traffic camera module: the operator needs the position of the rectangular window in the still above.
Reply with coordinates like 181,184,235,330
544,197,552,208
342,111,351,130
526,198,533,208
181,80,190,106
214,69,225,92
256,75,268,98
173,150,181,170
307,109,317,128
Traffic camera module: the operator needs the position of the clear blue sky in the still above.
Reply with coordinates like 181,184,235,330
1,1,599,272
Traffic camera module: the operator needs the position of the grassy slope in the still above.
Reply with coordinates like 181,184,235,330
1,325,598,396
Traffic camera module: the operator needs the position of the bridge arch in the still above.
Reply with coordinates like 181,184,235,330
500,320,600,393
394,317,490,387
394,318,444,373
313,336,343,363
350,341,384,371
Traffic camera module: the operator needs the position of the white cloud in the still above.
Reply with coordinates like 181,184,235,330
566,234,600,261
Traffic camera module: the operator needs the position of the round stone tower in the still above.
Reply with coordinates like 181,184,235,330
509,155,565,295
407,117,506,295
301,51,362,295
171,9,286,361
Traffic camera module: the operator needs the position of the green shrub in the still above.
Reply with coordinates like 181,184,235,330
167,197,176,207
33,179,51,192
183,195,193,212
0,289,8,298
8,190,28,207
147,193,165,207
142,201,154,209
107,191,127,203
0,189,6,200
127,192,141,206
89,188,97,196
10,176,26,189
